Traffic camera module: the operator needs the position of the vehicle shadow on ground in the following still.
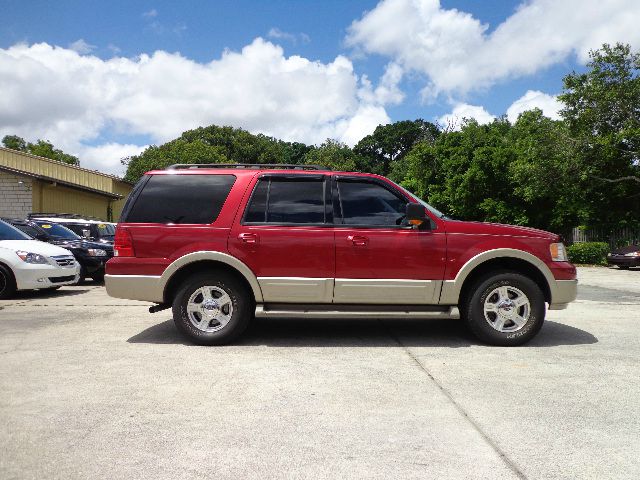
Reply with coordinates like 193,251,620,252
127,318,598,348
7,288,91,300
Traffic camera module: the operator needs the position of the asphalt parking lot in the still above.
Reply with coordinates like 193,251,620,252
1,267,639,479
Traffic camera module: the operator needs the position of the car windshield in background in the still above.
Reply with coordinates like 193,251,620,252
35,222,80,240
97,223,115,237
0,220,32,241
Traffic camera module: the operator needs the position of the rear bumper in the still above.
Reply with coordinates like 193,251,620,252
105,274,163,302
548,279,578,310
607,255,640,267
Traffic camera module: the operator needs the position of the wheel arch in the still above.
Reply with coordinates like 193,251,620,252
440,249,554,305
160,251,263,304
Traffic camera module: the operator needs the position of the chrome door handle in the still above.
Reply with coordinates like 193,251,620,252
238,233,258,244
348,235,368,246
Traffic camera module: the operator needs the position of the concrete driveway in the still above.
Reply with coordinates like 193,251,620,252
0,267,638,479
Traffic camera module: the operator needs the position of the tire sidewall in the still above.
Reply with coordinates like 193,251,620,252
465,273,545,346
0,265,16,300
172,273,252,345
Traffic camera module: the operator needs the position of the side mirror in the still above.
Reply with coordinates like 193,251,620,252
406,203,429,228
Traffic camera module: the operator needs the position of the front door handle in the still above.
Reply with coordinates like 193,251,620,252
238,233,258,244
348,235,368,247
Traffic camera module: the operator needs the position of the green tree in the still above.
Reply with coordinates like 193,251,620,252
559,42,640,229
303,139,362,171
354,119,439,177
2,135,79,165
124,125,314,181
2,135,27,151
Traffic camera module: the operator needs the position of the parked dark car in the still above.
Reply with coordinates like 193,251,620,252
27,213,116,245
4,218,114,282
607,244,640,269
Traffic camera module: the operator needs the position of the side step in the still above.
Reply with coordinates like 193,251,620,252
255,304,460,320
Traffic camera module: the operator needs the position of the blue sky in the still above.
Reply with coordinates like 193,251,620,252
1,0,638,174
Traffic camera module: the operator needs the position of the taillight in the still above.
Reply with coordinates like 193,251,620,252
114,227,135,257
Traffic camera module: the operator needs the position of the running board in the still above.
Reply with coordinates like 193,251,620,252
255,304,460,319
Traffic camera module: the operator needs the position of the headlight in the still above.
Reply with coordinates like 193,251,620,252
16,251,50,264
624,251,640,257
87,249,107,257
550,242,568,262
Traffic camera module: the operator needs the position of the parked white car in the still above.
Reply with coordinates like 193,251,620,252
0,220,80,299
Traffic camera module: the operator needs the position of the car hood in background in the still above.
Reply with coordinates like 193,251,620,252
610,244,640,255
0,239,74,257
51,239,114,252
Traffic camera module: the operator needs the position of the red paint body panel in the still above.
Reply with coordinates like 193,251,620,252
334,227,447,280
106,168,577,285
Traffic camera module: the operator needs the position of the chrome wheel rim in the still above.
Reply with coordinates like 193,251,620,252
186,286,233,333
483,286,531,333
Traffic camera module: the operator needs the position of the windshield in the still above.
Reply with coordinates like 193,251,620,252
34,222,80,240
395,184,449,219
0,220,32,241
96,223,116,238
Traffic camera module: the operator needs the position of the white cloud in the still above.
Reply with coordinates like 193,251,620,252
506,90,563,123
68,39,95,55
267,28,310,45
346,0,640,97
0,40,395,175
438,103,495,130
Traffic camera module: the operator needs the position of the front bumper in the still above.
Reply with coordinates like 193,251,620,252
15,263,81,290
548,279,578,310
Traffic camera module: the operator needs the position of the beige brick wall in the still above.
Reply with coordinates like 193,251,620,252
0,172,33,219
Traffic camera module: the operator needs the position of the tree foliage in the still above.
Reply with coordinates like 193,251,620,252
559,42,640,229
1,135,79,165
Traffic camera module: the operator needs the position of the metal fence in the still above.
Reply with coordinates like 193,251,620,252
570,227,640,248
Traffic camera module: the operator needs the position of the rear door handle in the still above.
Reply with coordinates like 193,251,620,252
238,233,258,244
348,235,368,247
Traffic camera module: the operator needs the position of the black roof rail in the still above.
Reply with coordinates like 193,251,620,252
165,163,328,171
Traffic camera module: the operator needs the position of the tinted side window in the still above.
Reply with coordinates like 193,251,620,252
245,177,325,224
337,180,406,226
125,174,236,224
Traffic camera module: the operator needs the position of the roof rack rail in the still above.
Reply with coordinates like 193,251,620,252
27,212,100,220
165,163,328,171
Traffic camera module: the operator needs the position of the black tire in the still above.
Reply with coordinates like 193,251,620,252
91,272,105,282
619,266,630,270
461,271,545,346
0,264,17,300
77,266,88,284
172,271,253,345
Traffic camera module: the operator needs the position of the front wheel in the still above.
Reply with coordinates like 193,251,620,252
461,272,545,346
172,272,253,345
0,265,16,300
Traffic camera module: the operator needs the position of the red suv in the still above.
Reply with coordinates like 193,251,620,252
106,164,577,346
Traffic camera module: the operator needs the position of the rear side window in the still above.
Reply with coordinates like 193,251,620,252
125,174,236,224
244,177,325,224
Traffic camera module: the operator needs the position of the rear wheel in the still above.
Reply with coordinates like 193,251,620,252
172,272,253,345
462,272,545,346
0,265,16,300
